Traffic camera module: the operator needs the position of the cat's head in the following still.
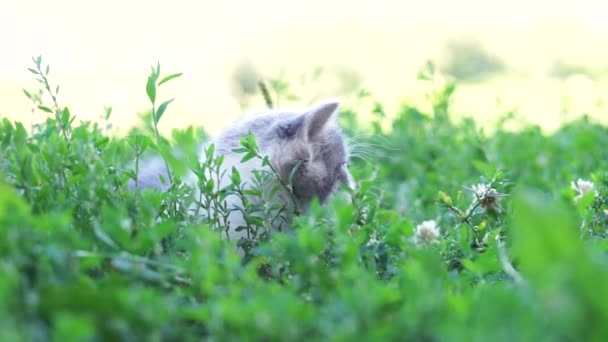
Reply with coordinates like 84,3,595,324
269,100,355,209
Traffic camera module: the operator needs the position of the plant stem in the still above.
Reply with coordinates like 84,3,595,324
261,155,301,216
36,63,72,149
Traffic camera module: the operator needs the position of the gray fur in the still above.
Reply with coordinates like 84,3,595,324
127,156,171,192
215,101,354,208
130,100,355,246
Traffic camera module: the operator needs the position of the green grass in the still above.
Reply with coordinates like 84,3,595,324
1,57,608,341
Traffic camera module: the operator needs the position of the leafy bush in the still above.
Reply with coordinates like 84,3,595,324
1,57,608,341
548,59,598,80
440,36,505,81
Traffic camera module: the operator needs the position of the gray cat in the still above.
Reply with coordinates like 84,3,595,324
130,100,355,250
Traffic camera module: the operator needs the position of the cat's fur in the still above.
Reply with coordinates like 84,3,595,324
130,100,355,247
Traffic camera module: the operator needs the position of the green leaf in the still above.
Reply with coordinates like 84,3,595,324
231,167,241,185
288,160,303,185
216,155,224,168
205,143,215,157
22,153,35,182
22,89,32,99
240,152,257,163
146,75,157,104
471,160,496,178
269,182,283,200
92,222,119,250
231,147,249,154
205,178,215,193
126,134,151,152
239,136,250,149
154,98,174,125
246,131,259,151
158,73,183,86
243,189,262,197
511,189,580,282
286,94,300,101
28,68,39,75
61,107,71,125
38,105,53,113
104,106,112,120
575,191,596,215
461,259,482,274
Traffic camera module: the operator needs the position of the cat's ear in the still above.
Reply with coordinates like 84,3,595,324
302,100,340,140
276,100,340,141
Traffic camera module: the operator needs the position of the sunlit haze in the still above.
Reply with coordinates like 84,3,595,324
2,0,608,134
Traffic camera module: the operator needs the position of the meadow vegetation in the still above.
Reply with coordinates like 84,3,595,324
1,56,608,341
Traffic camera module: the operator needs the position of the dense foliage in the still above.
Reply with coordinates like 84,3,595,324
1,57,608,341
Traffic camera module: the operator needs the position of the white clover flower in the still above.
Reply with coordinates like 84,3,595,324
413,220,440,245
366,230,381,247
471,183,501,209
360,208,369,222
472,183,490,198
571,178,597,203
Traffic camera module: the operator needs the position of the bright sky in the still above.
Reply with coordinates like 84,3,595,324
3,0,606,71
2,0,608,133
